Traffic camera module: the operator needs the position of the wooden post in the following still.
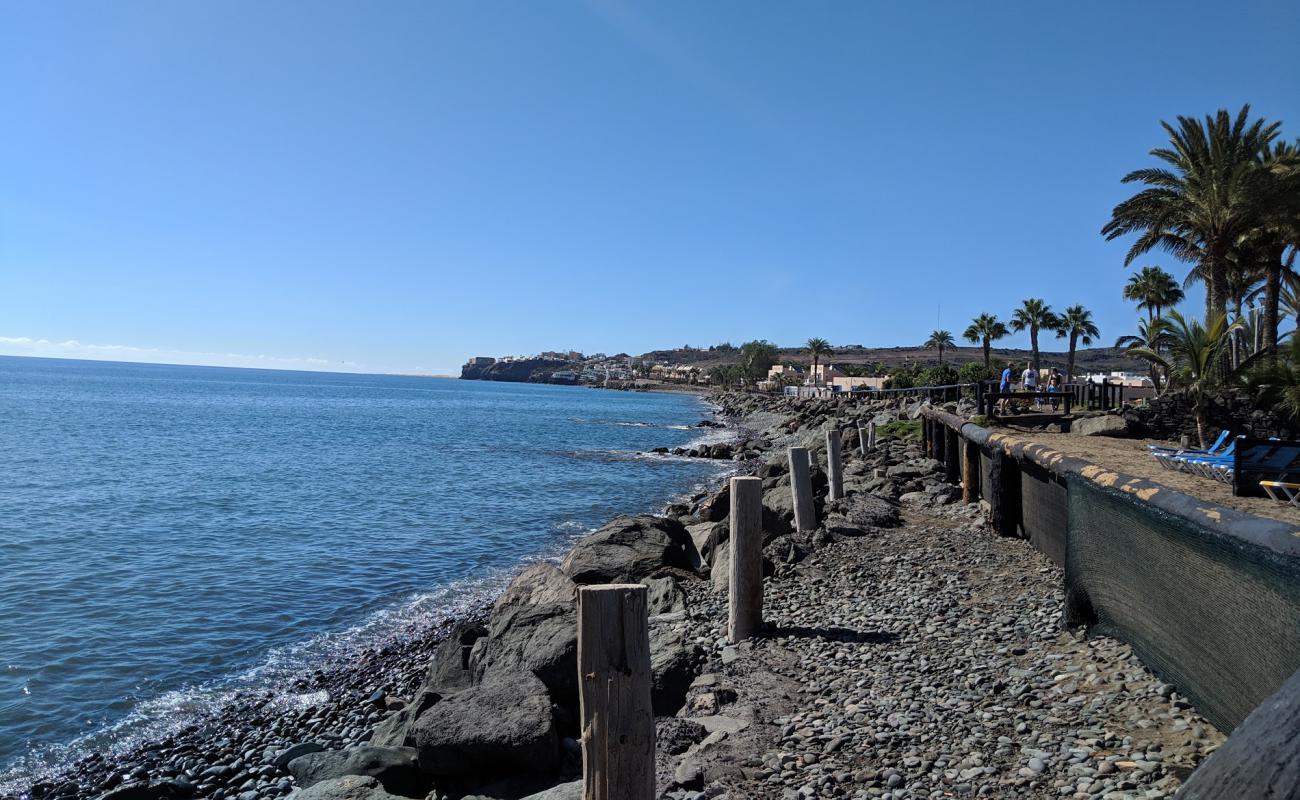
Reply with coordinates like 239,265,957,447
826,429,844,501
867,421,877,453
961,439,980,503
728,476,763,642
578,584,655,800
945,427,960,484
857,421,868,457
788,446,815,533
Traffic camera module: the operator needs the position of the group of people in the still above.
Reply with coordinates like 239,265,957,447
996,361,1064,413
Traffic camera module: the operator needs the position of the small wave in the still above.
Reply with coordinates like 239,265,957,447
0,572,510,796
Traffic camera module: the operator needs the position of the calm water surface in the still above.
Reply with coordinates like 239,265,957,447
0,357,729,786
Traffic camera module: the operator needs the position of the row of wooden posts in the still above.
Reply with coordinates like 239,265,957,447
577,420,878,798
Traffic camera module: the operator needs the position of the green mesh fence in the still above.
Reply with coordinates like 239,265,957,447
1065,475,1300,731
1017,460,1066,566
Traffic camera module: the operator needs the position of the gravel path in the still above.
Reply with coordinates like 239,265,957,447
672,502,1224,800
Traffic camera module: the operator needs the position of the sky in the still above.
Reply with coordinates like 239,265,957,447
2,2,1298,375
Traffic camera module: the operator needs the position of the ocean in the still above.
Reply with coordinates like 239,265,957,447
0,356,730,788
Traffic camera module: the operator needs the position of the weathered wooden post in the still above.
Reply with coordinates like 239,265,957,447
945,426,960,484
728,476,763,642
857,421,869,457
868,422,877,452
826,429,844,501
578,584,655,800
788,446,815,533
961,439,980,503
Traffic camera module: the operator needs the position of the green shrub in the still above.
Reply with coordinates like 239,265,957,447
877,419,921,442
917,363,959,387
958,362,994,384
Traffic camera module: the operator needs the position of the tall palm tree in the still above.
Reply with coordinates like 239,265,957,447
1252,139,1300,353
924,330,956,364
1101,105,1281,322
1010,298,1057,372
1116,317,1173,393
805,337,832,386
1054,305,1099,383
1122,266,1185,321
1126,311,1239,447
963,314,1009,370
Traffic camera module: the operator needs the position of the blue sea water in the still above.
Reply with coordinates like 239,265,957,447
0,356,730,786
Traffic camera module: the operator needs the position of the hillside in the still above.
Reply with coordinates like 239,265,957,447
633,344,1145,373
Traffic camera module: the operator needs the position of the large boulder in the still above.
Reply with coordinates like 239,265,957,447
411,672,558,777
291,776,407,800
470,602,577,705
649,623,704,716
494,564,576,610
468,565,581,704
686,521,727,568
287,746,427,798
824,492,901,532
560,515,698,584
1071,414,1129,437
423,622,487,693
709,541,731,594
369,690,443,748
644,576,687,615
695,486,730,522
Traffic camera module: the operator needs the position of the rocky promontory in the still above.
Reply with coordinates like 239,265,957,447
459,359,569,383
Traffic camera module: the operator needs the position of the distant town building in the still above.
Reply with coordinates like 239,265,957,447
466,356,496,367
807,364,844,385
831,376,888,392
767,364,804,380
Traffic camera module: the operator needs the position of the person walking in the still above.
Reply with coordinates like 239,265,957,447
997,362,1013,414
1021,361,1039,408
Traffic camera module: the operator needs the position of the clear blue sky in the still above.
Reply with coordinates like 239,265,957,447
3,2,1298,374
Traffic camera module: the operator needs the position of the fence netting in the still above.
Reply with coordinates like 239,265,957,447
1065,475,1300,731
1018,460,1067,566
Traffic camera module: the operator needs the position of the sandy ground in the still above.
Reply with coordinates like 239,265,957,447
995,423,1300,527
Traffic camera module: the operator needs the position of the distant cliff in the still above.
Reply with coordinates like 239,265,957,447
460,358,569,383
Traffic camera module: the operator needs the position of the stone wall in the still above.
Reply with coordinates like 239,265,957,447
1122,388,1297,443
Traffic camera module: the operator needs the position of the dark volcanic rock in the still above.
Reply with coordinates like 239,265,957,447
656,718,708,756
287,747,427,798
368,691,443,748
560,515,698,584
470,602,578,705
291,776,407,800
411,672,558,777
824,492,902,531
649,623,704,716
423,622,487,693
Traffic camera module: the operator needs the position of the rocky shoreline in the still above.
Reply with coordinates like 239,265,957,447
8,392,1226,800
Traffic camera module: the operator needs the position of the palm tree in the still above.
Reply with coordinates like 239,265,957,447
1252,140,1300,353
1126,311,1239,447
1102,105,1281,322
805,337,832,386
1122,266,1185,321
1116,317,1173,393
1054,305,1099,383
924,330,956,364
963,314,1009,370
1010,298,1057,372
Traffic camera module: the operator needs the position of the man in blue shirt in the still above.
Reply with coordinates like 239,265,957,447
998,363,1013,414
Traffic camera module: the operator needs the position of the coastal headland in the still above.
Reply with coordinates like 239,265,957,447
11,389,1254,800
